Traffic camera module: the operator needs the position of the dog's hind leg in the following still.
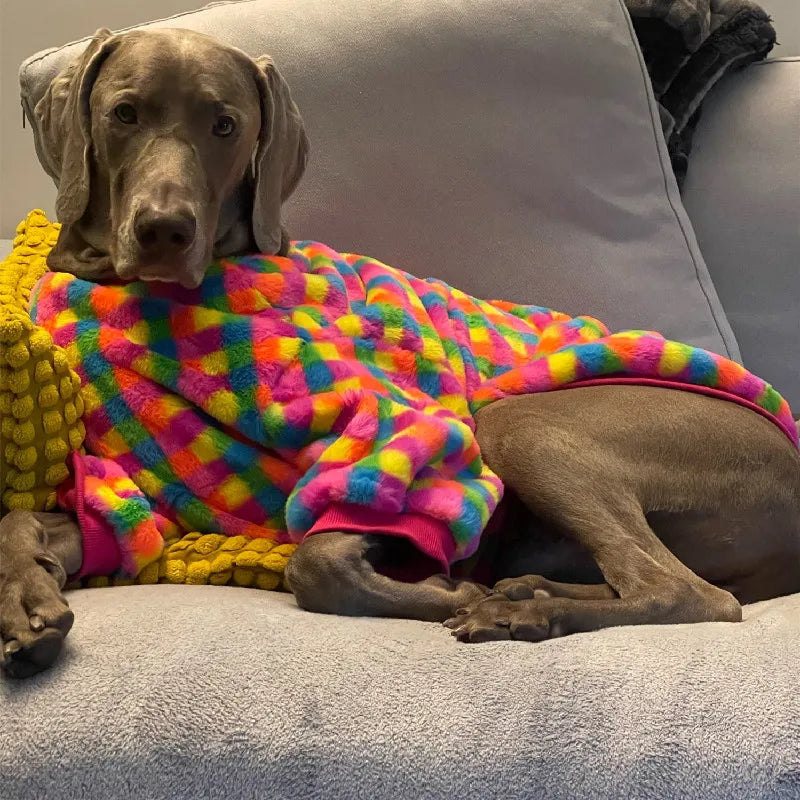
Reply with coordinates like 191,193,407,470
448,386,800,643
0,510,82,678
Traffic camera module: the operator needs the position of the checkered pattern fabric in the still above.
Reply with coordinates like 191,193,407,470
31,241,796,577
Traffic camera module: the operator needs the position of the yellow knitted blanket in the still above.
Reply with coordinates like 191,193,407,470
0,210,295,590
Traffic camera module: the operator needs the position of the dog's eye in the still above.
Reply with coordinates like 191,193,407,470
212,115,236,137
114,103,138,125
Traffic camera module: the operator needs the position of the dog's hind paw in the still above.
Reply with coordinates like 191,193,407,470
444,595,555,644
0,511,74,678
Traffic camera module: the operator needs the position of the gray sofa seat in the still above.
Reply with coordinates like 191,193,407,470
4,584,800,799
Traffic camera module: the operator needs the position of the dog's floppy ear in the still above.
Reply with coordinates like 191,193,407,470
35,28,117,230
250,55,308,255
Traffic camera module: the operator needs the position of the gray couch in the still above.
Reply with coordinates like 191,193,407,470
3,1,800,798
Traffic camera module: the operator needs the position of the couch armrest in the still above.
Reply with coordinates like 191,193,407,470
683,58,800,408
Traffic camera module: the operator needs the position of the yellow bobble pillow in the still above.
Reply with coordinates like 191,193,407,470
0,209,295,590
0,210,85,512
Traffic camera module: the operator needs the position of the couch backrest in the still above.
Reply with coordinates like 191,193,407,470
19,0,739,358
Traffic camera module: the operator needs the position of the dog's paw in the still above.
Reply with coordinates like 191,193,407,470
444,594,560,643
0,513,74,679
420,574,493,614
493,575,555,601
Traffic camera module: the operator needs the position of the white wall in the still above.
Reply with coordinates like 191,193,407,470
762,0,800,56
0,0,797,238
0,0,203,238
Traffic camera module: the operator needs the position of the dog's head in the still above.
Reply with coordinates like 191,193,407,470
35,28,308,288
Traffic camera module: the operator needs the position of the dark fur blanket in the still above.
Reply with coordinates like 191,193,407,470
626,0,776,188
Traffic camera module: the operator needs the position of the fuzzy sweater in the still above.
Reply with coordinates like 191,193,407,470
32,242,797,578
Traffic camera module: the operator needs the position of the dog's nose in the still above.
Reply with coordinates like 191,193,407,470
134,208,197,255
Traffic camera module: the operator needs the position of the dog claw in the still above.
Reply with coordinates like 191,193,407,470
2,630,65,679
3,640,21,657
29,615,45,632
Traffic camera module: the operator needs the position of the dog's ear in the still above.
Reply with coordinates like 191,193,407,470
35,29,119,277
250,56,308,255
35,29,117,234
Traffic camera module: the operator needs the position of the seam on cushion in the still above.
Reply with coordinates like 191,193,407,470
19,0,257,91
616,0,741,362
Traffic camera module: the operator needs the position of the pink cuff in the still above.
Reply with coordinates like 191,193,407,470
56,451,124,580
307,503,456,575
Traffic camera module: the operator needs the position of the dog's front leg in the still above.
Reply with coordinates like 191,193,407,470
286,531,490,622
0,510,82,678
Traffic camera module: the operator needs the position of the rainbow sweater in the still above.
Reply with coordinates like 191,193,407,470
32,242,797,578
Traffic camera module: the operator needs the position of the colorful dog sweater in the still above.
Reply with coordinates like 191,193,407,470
31,241,797,578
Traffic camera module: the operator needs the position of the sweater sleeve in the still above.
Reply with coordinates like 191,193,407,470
56,451,173,579
282,385,504,567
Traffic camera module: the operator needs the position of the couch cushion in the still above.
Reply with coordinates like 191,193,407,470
19,0,739,358
683,58,800,409
3,584,800,799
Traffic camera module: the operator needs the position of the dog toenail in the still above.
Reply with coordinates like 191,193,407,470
29,615,44,632
4,640,21,657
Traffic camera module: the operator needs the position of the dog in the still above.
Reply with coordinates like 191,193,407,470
2,27,800,680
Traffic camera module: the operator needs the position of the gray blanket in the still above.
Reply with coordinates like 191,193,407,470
4,584,800,799
625,0,776,187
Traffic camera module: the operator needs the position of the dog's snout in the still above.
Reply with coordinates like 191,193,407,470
134,207,197,255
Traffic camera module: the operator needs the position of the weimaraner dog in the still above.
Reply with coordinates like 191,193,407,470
2,28,800,679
